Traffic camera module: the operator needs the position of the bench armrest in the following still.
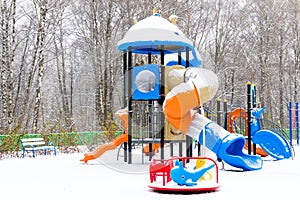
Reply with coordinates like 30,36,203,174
22,144,34,149
47,142,55,147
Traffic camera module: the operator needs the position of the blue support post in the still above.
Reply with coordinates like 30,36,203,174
289,102,293,146
247,82,252,155
252,84,257,155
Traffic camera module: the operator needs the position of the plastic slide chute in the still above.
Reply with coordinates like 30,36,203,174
80,108,129,163
80,133,128,163
163,68,263,171
80,106,163,163
249,107,292,160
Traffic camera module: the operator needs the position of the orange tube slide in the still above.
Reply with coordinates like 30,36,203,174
163,68,219,134
163,81,200,134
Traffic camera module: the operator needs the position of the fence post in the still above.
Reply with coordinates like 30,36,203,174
252,84,257,155
217,98,221,126
223,99,228,130
289,102,293,146
296,102,299,145
247,82,252,155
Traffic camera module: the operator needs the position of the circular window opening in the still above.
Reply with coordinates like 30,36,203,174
135,70,156,93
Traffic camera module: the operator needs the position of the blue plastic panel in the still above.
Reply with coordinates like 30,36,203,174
132,64,160,100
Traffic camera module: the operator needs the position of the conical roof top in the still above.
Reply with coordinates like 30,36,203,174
117,14,201,67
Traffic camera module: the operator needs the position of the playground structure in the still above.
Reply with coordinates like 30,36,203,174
80,6,294,193
81,9,200,165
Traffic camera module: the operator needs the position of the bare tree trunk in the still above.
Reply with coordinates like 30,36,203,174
255,1,274,120
33,0,48,133
1,0,12,132
53,5,73,131
20,20,39,130
102,1,114,123
278,30,285,126
13,26,30,124
90,0,102,128
7,0,16,131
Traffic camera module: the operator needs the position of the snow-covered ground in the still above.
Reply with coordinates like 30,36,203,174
1,143,299,200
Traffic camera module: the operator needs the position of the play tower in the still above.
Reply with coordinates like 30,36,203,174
116,9,202,164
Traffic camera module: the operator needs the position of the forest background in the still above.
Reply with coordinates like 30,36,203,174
0,0,299,135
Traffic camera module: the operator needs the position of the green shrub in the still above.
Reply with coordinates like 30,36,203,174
0,131,122,154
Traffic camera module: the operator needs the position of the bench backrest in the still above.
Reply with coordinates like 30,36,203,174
21,138,46,146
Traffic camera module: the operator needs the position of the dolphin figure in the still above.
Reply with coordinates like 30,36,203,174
252,107,266,118
170,160,215,186
251,107,266,135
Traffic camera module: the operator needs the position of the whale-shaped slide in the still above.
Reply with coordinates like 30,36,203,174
252,129,292,160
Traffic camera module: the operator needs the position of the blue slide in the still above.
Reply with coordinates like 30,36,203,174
196,118,293,171
198,122,263,171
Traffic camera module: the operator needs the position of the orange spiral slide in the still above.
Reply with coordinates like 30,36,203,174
227,107,268,157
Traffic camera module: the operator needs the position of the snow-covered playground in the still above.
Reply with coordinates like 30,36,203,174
0,143,299,200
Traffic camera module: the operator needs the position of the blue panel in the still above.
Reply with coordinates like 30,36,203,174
132,64,160,100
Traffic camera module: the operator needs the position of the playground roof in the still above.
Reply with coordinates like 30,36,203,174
117,14,201,67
